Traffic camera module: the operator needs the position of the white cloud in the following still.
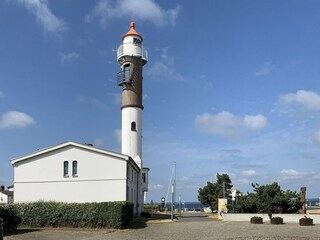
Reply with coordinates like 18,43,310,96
114,129,121,145
279,90,320,111
312,173,320,180
15,0,67,33
146,61,183,81
86,0,180,27
93,138,105,147
254,62,275,77
0,111,35,129
195,111,267,139
59,52,80,63
242,169,258,177
234,178,250,185
244,114,268,130
146,47,183,81
279,169,309,181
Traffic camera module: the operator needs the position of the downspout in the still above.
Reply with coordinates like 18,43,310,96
126,162,129,202
136,169,139,215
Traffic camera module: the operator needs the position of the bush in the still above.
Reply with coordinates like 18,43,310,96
250,216,263,224
143,204,159,213
15,201,133,229
299,217,313,226
271,217,283,225
0,204,21,232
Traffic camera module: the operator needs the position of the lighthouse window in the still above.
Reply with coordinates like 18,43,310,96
133,37,141,46
131,121,137,131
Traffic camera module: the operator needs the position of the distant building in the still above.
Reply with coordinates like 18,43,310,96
10,22,149,215
0,185,13,203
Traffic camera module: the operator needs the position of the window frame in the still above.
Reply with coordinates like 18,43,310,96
63,161,69,177
72,160,78,177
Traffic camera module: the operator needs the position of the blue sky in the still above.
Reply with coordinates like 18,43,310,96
1,0,320,202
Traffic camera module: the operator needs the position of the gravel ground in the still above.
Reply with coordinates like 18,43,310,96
4,220,320,240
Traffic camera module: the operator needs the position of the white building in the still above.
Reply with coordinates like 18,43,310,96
10,22,149,215
0,185,13,203
11,142,148,214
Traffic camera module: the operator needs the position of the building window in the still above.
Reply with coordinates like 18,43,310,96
142,173,146,183
131,121,136,131
72,161,78,177
63,161,69,177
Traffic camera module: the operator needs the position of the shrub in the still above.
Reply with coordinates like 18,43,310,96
250,216,263,224
0,204,21,232
271,217,283,224
15,201,133,229
299,217,313,226
143,204,159,213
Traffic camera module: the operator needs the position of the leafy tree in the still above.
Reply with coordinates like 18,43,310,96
198,173,233,211
234,193,257,213
234,182,301,213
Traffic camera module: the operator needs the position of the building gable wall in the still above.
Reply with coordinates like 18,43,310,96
13,145,129,203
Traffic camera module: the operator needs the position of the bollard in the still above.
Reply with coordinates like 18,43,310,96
0,217,3,240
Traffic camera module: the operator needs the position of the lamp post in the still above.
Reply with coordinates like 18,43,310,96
171,184,174,221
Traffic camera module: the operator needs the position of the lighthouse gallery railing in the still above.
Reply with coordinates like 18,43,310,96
117,43,148,62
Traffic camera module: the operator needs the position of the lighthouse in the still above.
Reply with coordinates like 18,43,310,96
117,22,147,168
117,22,149,213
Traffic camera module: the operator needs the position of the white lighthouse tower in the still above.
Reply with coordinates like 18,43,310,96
117,22,147,168
117,22,149,213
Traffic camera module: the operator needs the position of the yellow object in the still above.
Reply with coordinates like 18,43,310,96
218,198,228,220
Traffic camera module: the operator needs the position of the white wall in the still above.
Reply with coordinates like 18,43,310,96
0,192,8,203
121,107,142,168
13,145,128,203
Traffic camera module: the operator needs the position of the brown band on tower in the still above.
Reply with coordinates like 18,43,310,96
121,57,143,110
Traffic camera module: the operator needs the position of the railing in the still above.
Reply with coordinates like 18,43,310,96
117,43,148,62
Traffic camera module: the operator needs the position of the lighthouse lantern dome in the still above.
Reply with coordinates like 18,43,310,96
117,21,148,64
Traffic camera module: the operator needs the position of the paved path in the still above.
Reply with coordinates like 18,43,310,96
4,220,320,240
178,212,213,222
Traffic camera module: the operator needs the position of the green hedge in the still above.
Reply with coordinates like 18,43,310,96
2,201,133,229
0,204,21,231
17,201,133,229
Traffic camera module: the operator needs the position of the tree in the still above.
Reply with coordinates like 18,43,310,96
198,173,233,211
234,182,301,213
